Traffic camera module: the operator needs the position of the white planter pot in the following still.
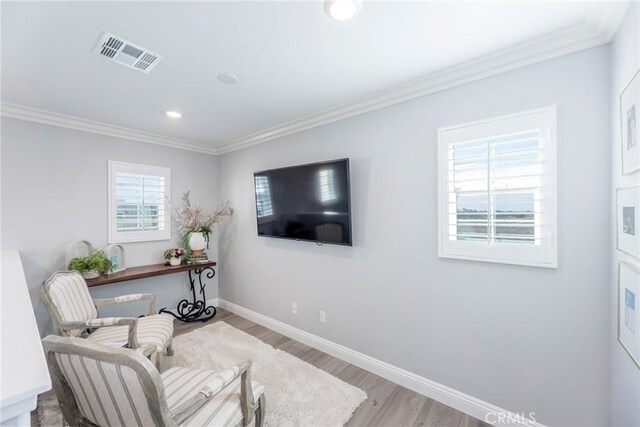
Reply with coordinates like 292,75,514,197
169,256,182,266
188,232,207,257
82,269,99,279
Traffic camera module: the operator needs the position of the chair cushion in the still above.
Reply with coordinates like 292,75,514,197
87,314,173,351
46,271,98,336
162,367,265,427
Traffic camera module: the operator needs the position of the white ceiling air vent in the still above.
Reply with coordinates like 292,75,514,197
92,31,163,73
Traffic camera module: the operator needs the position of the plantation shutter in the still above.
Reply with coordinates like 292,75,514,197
254,175,273,217
109,162,171,243
319,169,338,202
438,107,557,268
115,173,166,232
448,130,541,244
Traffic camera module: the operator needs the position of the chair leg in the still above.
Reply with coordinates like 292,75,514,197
254,395,266,427
166,341,174,356
154,351,163,371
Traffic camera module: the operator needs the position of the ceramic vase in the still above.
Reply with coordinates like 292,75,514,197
188,232,207,257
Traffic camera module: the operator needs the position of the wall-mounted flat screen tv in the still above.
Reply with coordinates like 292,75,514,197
253,159,352,246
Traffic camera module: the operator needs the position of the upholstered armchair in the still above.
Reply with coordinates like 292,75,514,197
315,222,344,243
41,270,174,368
42,335,266,427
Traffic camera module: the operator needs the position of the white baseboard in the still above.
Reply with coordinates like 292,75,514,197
217,298,544,427
207,297,219,307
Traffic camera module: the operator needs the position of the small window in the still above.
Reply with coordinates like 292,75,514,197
108,161,171,243
319,169,337,202
254,175,273,218
438,107,557,268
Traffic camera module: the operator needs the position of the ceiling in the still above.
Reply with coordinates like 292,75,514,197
0,1,630,154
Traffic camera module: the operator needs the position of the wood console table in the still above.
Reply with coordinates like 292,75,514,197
86,261,218,322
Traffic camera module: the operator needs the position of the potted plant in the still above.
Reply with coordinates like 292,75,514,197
67,250,113,279
164,247,184,266
169,191,233,259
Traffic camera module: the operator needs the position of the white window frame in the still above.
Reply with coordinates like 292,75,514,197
319,168,338,202
108,161,171,243
254,175,273,218
437,106,557,268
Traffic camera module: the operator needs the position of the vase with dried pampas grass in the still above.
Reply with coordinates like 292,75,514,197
167,191,233,258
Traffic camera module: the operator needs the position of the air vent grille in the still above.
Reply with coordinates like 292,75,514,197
92,32,163,74
100,37,123,58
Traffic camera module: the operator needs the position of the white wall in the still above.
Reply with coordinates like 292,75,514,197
0,118,220,335
218,46,612,426
610,3,640,427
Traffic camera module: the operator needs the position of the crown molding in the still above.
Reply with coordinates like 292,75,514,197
585,0,631,42
0,103,218,155
216,2,630,155
1,3,630,157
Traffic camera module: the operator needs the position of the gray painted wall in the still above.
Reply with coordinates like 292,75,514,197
218,46,612,426
610,4,640,427
0,118,220,335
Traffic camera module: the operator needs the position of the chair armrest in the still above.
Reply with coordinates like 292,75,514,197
93,293,156,315
172,361,256,426
84,317,123,327
136,343,158,359
60,317,139,348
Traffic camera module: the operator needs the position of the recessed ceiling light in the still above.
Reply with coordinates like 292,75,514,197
217,73,240,84
165,111,182,118
324,0,362,21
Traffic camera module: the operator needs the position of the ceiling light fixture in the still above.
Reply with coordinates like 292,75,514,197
324,0,362,21
165,111,182,118
217,73,240,84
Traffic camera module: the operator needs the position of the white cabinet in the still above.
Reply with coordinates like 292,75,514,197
1,251,51,426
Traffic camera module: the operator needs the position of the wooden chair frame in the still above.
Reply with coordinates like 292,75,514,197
41,271,174,368
42,335,266,427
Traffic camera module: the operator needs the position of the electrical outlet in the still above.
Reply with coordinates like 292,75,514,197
291,302,298,314
319,310,326,324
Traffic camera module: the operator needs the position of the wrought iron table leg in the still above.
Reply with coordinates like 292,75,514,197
160,266,217,322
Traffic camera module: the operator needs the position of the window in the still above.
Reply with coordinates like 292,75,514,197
438,107,557,268
254,175,273,218
319,169,338,202
108,161,171,243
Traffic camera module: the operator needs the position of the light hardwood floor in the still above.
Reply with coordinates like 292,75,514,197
174,308,491,427
35,308,490,426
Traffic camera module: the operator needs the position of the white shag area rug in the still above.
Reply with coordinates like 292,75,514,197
38,321,367,426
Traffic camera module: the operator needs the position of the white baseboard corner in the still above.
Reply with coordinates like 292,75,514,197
217,298,544,427
207,297,220,307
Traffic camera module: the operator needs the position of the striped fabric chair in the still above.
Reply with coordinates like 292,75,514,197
315,222,344,243
42,271,174,368
42,335,266,427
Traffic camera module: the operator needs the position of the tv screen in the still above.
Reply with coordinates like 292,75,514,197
253,159,352,246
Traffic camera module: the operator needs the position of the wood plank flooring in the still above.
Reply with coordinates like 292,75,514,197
174,308,491,427
34,308,490,426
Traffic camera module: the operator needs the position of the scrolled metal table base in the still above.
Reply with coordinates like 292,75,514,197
160,266,217,322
